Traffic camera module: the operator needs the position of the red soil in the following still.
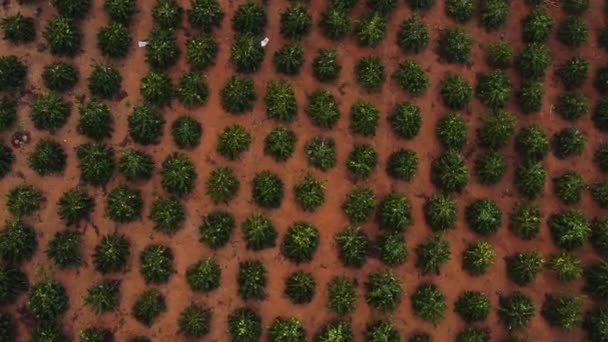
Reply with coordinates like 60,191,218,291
1,0,606,340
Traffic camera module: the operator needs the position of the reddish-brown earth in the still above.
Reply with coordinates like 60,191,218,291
1,0,607,340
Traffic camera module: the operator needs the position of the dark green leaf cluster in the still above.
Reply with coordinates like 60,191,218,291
88,64,122,99
516,43,550,80
415,234,451,275
42,62,78,92
508,202,541,240
313,49,341,82
0,264,27,305
0,220,37,263
231,33,265,73
27,278,69,322
221,75,256,114
97,23,131,58
78,99,114,140
172,116,202,149
145,27,180,69
6,184,43,218
431,150,469,193
186,35,218,70
350,100,380,136
152,0,182,28
327,277,356,315
475,70,512,109
140,244,174,284
466,199,502,236
479,0,508,31
411,282,446,325
150,196,184,235
128,105,166,145
440,74,473,110
552,127,586,159
188,0,224,32
594,96,608,130
43,16,82,56
346,143,378,180
104,0,137,24
85,279,120,313
485,39,513,68
199,210,235,249
556,92,587,121
0,143,13,179
477,110,516,150
52,0,91,19
342,187,375,224
28,139,66,175
386,148,418,181
377,192,412,232
506,251,544,285
455,291,491,323
319,7,350,41
285,271,315,304
355,12,387,47
367,0,397,15
241,214,276,251
140,70,172,107
365,271,403,311
522,8,552,43
397,15,429,53
335,226,369,268
305,136,336,171
498,292,535,331
546,252,583,282
178,304,211,338
237,260,267,299
514,161,546,199
355,56,386,92
232,2,266,34
118,149,154,182
93,233,130,274
105,185,142,222
377,233,408,266
315,321,353,342
76,143,115,185
424,194,457,232
161,152,197,196
595,144,608,174
216,124,252,160
541,294,583,330
592,182,608,207
186,257,220,292
280,3,311,40
132,289,166,326
80,327,113,342
47,230,82,269
30,93,71,133
389,102,421,139
268,317,307,342
176,72,208,108
393,60,429,96
462,241,496,275
516,124,549,161
553,171,585,204
474,150,507,185
436,112,467,150
264,79,297,122
556,57,589,90
282,222,319,263
0,98,17,132
438,27,473,63
228,308,262,342
549,210,590,250
517,80,544,113
252,171,284,209
584,307,608,342
1,13,35,44
446,0,475,23
407,0,436,10
557,16,588,48
264,127,296,161
294,174,325,212
306,89,340,129
206,166,239,204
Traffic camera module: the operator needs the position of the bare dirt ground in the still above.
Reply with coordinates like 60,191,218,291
0,0,607,340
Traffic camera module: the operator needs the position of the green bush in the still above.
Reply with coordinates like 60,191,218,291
498,292,535,331
132,289,166,326
0,98,17,133
280,3,311,40
436,112,467,150
389,102,421,139
377,192,412,232
118,149,154,182
346,143,378,180
161,153,197,196
424,193,457,232
393,60,429,96
595,144,608,173
0,55,26,92
178,304,211,338
377,233,408,266
592,218,608,255
355,56,386,92
549,210,590,250
206,166,239,204
199,210,235,249
477,110,516,150
228,308,262,342
541,293,583,330
365,320,398,342
27,278,69,322
89,64,123,99
466,199,502,236
30,93,71,133
282,222,319,263
367,0,397,14
140,244,174,284
52,0,91,19
517,80,544,113
85,279,120,314
78,100,113,140
305,136,336,171
252,171,284,209
440,74,473,110
41,62,78,92
329,0,358,11
56,189,94,226
0,143,12,179
268,317,306,342
0,264,27,305
597,67,608,94
264,79,296,123
0,313,14,342
342,188,375,224
104,0,137,24
557,16,588,48
455,291,491,323
285,271,315,304
594,97,608,130
397,15,429,53
188,0,224,32
456,327,489,342
463,241,496,276
514,161,546,199
407,0,435,10
93,233,130,273
474,150,507,185
315,321,353,342
145,27,180,69
522,8,553,43
386,148,418,181
509,202,541,240
176,72,208,109
216,124,252,160
484,39,513,68
515,124,549,161
553,171,585,204
585,259,608,299
47,230,82,269
557,92,587,121
365,271,403,311
231,33,265,73
6,184,43,218
307,89,340,129
446,0,475,22
237,260,267,299
327,277,356,315
80,327,113,342
475,70,512,109
221,76,256,115
563,0,589,14
28,139,66,176
335,226,369,268
431,150,469,193
350,100,380,136
127,105,165,145
584,307,608,342
516,43,550,80
150,196,184,234
232,1,266,34
438,28,473,63
312,49,341,82
479,0,509,31
415,234,451,275
319,7,350,41
106,185,142,222
97,23,131,58
186,35,218,70
546,252,583,282
552,127,586,159
76,143,115,186
1,13,35,44
31,324,68,342
0,220,37,263
294,174,325,212
507,251,544,285
172,116,202,149
152,0,182,28
140,70,172,107
43,16,82,56
411,282,447,325
355,12,386,47
264,127,296,161
556,57,589,90
186,257,220,292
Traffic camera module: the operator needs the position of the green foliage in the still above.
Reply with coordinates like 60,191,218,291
335,226,369,268
30,93,71,133
27,278,69,322
319,7,350,41
377,233,408,266
0,98,16,133
507,251,544,285
365,271,403,311
440,73,473,110
6,184,43,218
0,312,14,342
280,3,311,40
282,222,319,263
549,210,590,250
0,143,12,180
446,0,475,22
41,62,78,93
206,166,239,204
252,171,284,209
509,202,541,240
431,150,469,193
186,35,218,70
546,252,583,282
228,308,262,342
313,49,341,82
556,92,587,121
346,143,378,180
355,56,386,92
52,0,91,19
377,192,412,232
595,144,608,173
238,260,267,299
178,304,210,338
456,327,489,342
76,143,115,186
305,136,336,171
0,55,26,92
558,16,588,47
199,210,235,249
294,174,325,212
145,27,180,69
171,116,202,149
28,139,66,175
479,0,508,31
563,0,589,14
78,99,113,140
517,80,544,113
552,127,586,159
161,153,197,196
315,321,353,342
411,282,447,325
132,289,166,326
516,43,550,80
516,124,549,161
514,161,546,199
140,244,174,284
477,110,516,150
127,105,165,145
475,70,512,109
0,264,27,305
188,0,224,32
118,149,154,182
327,277,356,315
367,0,397,14
97,23,131,58
93,233,130,273
355,12,387,47
386,148,418,181
264,127,296,161
366,320,399,342
592,218,608,255
585,259,608,299
47,230,82,269
474,150,507,185
557,57,589,90
407,0,436,10
424,193,457,232
584,307,608,342
350,100,380,137
79,327,112,342
415,234,451,275
140,70,172,107
498,292,535,331
152,0,182,28
264,79,296,123
104,0,137,24
231,33,265,73
31,324,68,342
438,28,473,63
285,271,315,304
216,124,252,160
342,188,375,224
176,72,208,109
522,8,553,43
329,0,358,11
436,112,467,150
553,171,585,204
0,220,36,263
44,16,82,56
455,291,491,323
221,75,256,114
594,96,608,130
409,333,431,342
462,241,496,275
541,294,583,330
85,279,120,313
1,13,35,44
393,60,429,96
307,89,340,129
397,15,429,53
186,257,220,292
89,64,123,99
389,102,421,139
485,39,513,68
466,199,502,236
232,2,266,34
106,185,142,222
268,317,306,342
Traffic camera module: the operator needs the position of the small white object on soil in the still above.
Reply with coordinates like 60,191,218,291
261,37,269,47
138,41,148,48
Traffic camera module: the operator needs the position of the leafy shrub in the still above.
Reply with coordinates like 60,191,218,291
80,327,113,342
285,271,315,304
145,27,180,69
206,166,239,204
282,222,319,263
118,149,154,182
596,68,608,95
365,271,403,312
557,92,587,121
592,218,608,255
216,124,252,160
342,188,375,224
0,55,26,92
327,277,356,315
366,320,399,342
268,317,306,342
462,241,496,276
0,264,26,306
104,0,137,24
171,116,202,149
187,35,218,70
31,324,68,341
132,289,166,326
315,321,353,342
30,93,71,133
0,143,12,180
509,202,541,240
485,39,513,68
313,49,341,82
232,1,266,34
407,0,436,10
43,16,82,56
305,136,336,171
411,283,447,325
294,174,325,212
424,194,457,232
186,257,220,292
507,251,544,285
377,192,412,232
553,171,585,204
127,105,165,145
355,56,386,92
346,143,378,180
474,150,507,185
438,28,473,63
436,112,467,150
397,15,429,53
552,127,586,159
93,234,130,274
188,0,224,32
446,0,475,22
557,16,588,48
78,100,113,140
264,80,296,123
42,62,78,92
176,72,208,109
237,260,267,299
350,100,379,137
199,210,235,249
178,305,211,338
264,127,296,161
475,70,512,109
377,233,408,266
556,57,589,90
47,230,82,269
478,110,516,150
231,33,265,73
415,234,451,274
541,294,583,330
105,185,142,222
140,70,172,107
228,308,262,342
28,139,66,175
517,80,544,113
456,328,489,342
393,60,429,96
329,0,358,11
479,0,508,31
585,259,608,299
367,0,397,14
595,144,608,173
57,189,94,225
76,143,115,186
563,0,589,14
280,3,311,40
514,161,546,199
455,291,491,323
1,13,35,44
466,199,502,236
516,43,550,80
319,7,350,41
584,307,608,342
431,150,469,193
335,226,369,268
0,313,14,342
252,171,284,209
498,292,535,331
594,97,608,131
152,0,182,28
85,279,120,313
27,278,69,322
140,244,174,284
386,148,418,181
97,23,131,58
549,210,590,250
522,8,553,43
0,220,37,263
355,12,387,47
515,124,549,161
389,102,421,139
546,252,583,282
89,64,123,100
7,184,43,218
0,98,16,133
440,74,473,110
52,0,91,19
307,89,340,129
160,154,196,197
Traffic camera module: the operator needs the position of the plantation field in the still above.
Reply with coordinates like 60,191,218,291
1,0,608,341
